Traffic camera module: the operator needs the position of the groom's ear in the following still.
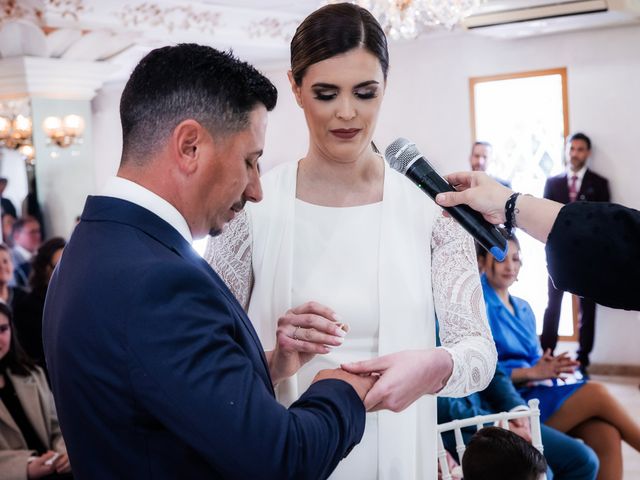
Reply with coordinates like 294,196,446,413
172,119,204,175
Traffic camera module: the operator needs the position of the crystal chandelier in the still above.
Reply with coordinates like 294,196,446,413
330,0,484,40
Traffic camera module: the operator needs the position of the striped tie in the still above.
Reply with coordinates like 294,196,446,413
569,175,578,202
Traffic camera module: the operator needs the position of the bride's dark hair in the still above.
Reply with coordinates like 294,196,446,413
290,3,389,86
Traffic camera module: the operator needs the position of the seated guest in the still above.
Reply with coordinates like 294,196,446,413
2,213,15,247
0,244,27,309
10,217,41,289
14,238,66,373
462,426,547,480
0,178,17,219
480,233,640,479
438,365,598,480
0,303,71,478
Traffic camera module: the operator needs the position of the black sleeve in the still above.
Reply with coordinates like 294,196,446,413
546,201,640,311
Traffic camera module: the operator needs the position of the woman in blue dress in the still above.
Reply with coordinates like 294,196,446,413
479,233,640,480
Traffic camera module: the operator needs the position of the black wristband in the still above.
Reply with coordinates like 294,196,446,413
503,192,521,233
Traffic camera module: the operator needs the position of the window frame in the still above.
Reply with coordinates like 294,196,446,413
469,67,577,342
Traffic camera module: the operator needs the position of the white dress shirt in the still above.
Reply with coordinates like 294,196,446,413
101,176,193,244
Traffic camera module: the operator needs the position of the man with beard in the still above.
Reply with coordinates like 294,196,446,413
540,132,610,377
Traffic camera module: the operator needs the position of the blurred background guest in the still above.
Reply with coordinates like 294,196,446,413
0,244,27,310
1,214,16,248
469,141,511,187
14,238,66,375
541,132,610,377
0,178,18,220
0,302,71,478
9,217,42,290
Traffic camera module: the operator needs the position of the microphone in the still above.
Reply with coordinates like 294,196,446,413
384,138,508,262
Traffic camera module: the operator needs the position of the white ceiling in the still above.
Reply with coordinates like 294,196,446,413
0,0,638,83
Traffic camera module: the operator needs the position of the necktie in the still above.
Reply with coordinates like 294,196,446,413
569,175,578,202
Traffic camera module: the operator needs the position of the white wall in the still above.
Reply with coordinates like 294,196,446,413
90,24,640,365
32,98,95,239
259,25,640,366
92,83,125,191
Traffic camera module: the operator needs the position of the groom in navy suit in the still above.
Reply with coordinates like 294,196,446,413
540,132,610,376
43,44,373,479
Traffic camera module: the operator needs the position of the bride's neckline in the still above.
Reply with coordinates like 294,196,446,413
294,155,385,208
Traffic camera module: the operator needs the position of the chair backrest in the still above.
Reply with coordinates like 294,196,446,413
437,398,545,480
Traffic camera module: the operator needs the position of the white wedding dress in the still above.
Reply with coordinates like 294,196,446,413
205,160,496,479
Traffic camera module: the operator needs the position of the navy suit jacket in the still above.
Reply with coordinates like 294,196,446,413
43,196,364,479
543,168,610,204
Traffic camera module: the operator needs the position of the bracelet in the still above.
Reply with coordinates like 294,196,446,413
503,192,521,233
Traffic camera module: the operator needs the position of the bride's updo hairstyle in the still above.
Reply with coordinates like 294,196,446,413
290,3,389,86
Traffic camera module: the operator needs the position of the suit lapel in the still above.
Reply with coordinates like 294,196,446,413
579,169,594,200
171,239,272,382
82,196,272,387
0,395,22,438
558,174,570,204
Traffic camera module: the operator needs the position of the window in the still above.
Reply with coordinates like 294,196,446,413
470,68,577,339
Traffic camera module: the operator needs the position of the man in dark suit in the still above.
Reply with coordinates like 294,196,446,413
540,132,610,376
43,44,374,479
469,141,511,188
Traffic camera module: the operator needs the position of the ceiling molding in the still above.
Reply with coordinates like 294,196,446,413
0,56,114,100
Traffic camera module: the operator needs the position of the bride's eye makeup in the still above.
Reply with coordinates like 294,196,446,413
354,86,378,100
310,80,380,102
312,88,338,101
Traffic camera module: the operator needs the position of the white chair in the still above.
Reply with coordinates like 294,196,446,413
437,398,546,480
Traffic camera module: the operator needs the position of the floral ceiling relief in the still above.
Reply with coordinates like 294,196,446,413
112,3,222,35
247,17,299,42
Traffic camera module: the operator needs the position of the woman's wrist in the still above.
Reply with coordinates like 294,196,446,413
433,347,454,392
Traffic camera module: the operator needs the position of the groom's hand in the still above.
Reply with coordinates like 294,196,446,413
312,368,377,402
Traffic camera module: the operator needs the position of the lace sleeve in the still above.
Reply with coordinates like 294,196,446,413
431,214,497,397
203,209,253,311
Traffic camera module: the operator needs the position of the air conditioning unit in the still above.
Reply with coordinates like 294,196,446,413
463,0,640,38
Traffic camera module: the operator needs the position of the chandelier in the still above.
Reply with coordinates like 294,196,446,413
42,114,86,148
330,0,484,39
0,99,34,161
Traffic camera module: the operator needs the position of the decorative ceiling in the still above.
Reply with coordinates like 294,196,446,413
1,0,639,83
0,0,317,81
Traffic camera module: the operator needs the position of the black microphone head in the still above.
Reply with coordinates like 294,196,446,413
384,137,421,174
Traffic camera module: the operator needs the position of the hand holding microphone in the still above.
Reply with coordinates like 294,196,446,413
384,138,508,261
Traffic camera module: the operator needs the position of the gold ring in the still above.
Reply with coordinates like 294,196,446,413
293,325,301,341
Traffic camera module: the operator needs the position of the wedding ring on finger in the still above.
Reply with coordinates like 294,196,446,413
293,325,301,341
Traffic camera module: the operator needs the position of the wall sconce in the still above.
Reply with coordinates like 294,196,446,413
0,114,33,150
42,114,85,148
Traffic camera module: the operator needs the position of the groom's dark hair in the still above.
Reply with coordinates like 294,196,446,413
119,43,277,166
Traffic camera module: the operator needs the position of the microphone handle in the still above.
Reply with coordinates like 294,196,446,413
405,160,508,261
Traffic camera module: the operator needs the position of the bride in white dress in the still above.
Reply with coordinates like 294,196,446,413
205,4,496,479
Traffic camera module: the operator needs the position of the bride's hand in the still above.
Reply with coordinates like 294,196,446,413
268,301,347,385
341,348,453,412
